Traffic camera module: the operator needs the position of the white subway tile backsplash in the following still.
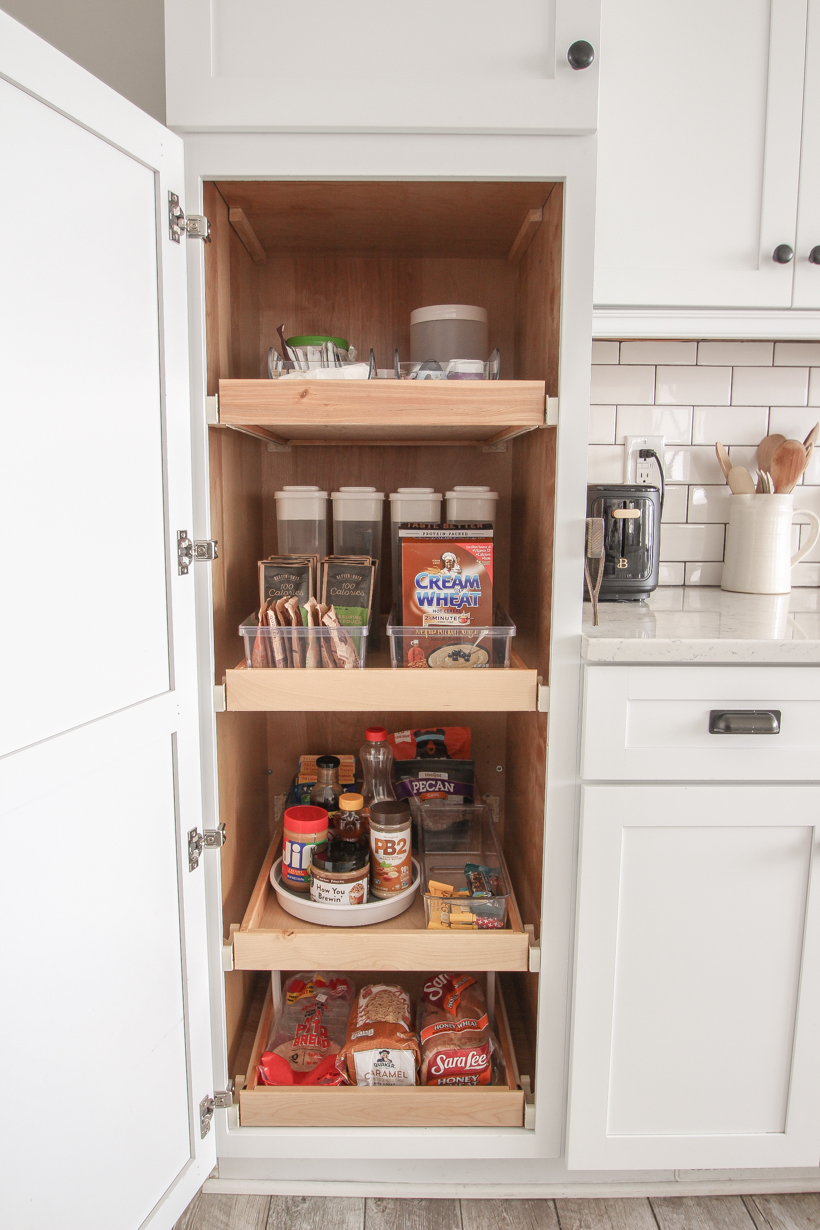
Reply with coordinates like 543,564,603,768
587,445,625,484
656,365,731,405
658,562,685,586
590,365,655,405
588,338,820,590
688,485,732,523
791,563,820,586
661,523,725,562
589,404,616,444
592,340,619,364
663,446,725,484
661,485,689,523
810,369,820,406
731,366,808,405
774,342,820,366
620,340,697,365
697,341,773,366
691,406,769,446
615,405,692,445
685,562,724,586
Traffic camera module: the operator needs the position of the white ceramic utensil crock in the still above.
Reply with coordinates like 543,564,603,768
721,493,820,594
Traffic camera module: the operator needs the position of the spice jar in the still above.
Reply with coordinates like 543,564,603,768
370,799,413,898
329,792,368,844
282,805,328,893
310,755,341,810
310,838,370,906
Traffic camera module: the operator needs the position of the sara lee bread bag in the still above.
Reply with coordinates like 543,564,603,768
418,974,494,1086
340,983,420,1085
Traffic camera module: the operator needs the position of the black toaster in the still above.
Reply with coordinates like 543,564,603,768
586,484,662,601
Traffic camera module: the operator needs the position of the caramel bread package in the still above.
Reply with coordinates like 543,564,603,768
340,983,420,1086
418,974,497,1086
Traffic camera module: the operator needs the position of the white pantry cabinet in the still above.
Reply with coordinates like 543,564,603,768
164,0,600,134
594,0,820,311
568,783,820,1170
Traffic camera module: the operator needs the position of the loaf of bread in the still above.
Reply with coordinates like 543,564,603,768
418,974,493,1086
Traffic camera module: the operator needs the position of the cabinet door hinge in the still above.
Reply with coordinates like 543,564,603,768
199,1095,214,1137
214,1081,234,1109
169,192,211,243
178,530,218,575
546,396,559,426
188,823,227,871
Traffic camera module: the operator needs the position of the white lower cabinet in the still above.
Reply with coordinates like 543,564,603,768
568,782,820,1170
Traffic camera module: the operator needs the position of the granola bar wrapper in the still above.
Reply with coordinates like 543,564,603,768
322,605,360,669
418,974,493,1086
340,983,420,1086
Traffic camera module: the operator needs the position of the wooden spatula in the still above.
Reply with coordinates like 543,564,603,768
715,441,732,480
758,433,786,475
770,439,807,493
727,466,756,494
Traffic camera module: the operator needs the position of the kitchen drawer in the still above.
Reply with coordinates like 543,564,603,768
238,977,524,1128
581,666,820,782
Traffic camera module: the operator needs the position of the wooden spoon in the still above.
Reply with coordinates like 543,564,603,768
804,423,819,450
715,441,732,480
757,433,786,475
727,465,756,494
770,438,807,493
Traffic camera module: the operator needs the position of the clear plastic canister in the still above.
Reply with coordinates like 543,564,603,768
331,487,385,562
389,488,442,607
410,305,488,363
275,485,329,557
445,485,498,525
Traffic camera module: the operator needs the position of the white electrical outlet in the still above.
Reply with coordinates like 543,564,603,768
624,435,665,485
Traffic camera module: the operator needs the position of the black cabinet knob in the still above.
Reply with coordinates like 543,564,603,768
567,40,595,70
773,244,794,264
809,246,820,265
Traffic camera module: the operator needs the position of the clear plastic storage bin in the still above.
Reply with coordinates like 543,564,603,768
274,486,329,557
386,608,515,669
240,614,369,669
420,806,511,929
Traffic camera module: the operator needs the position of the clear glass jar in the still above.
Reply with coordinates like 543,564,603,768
360,727,397,809
309,755,341,810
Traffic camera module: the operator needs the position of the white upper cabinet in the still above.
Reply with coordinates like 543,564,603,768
793,0,820,305
594,0,810,310
165,0,599,133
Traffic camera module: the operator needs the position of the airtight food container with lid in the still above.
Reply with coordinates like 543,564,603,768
275,485,329,556
389,488,442,604
331,486,385,562
446,486,498,525
410,305,488,364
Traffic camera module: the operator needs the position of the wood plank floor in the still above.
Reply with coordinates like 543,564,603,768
175,1194,820,1230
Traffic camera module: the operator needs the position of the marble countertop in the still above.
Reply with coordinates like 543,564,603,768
582,588,820,663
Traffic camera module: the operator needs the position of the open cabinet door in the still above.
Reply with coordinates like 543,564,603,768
0,12,215,1229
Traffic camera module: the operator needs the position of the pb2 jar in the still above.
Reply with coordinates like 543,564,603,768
370,799,413,898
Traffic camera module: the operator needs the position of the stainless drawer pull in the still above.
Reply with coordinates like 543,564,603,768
709,709,781,735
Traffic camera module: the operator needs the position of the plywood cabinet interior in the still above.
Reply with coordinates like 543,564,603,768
203,180,562,1124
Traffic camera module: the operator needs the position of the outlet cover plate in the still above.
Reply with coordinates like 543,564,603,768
624,435,665,484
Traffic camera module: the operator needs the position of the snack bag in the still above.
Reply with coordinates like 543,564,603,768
393,759,475,812
257,972,354,1086
418,974,495,1087
339,983,420,1086
388,727,471,761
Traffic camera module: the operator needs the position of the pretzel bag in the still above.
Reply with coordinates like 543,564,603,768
340,983,420,1086
418,974,495,1086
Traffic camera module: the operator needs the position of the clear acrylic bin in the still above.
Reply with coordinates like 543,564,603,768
421,801,510,928
386,608,515,669
240,614,369,669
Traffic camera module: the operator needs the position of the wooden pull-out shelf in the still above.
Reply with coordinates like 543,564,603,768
238,978,524,1128
225,651,538,713
217,379,546,447
233,835,530,972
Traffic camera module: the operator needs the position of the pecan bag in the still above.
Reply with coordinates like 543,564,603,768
418,974,494,1086
340,983,420,1086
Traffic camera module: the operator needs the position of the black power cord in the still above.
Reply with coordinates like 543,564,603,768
638,447,665,514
